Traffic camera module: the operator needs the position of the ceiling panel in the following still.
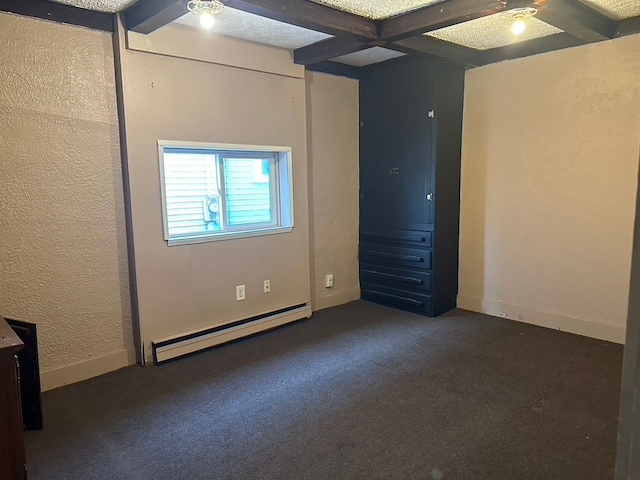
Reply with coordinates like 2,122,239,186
427,13,563,51
48,0,136,13
175,7,332,49
579,0,640,20
333,47,405,67
311,0,445,20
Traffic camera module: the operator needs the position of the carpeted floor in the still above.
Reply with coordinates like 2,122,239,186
25,301,623,479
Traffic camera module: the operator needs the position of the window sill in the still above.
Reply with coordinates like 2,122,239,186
166,226,293,247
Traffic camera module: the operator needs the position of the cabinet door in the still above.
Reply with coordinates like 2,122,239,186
360,91,434,231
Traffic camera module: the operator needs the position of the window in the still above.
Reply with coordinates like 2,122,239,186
158,141,293,245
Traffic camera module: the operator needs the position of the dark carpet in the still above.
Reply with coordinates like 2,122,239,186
25,301,623,480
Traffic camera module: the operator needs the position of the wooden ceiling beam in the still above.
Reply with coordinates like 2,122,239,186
385,36,482,67
481,32,584,64
379,0,514,42
305,60,362,80
616,16,640,38
0,0,113,32
124,0,185,34
536,0,616,43
125,0,378,37
294,36,374,66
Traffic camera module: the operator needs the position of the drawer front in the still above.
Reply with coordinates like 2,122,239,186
360,244,432,270
361,228,432,248
361,283,433,315
360,263,432,292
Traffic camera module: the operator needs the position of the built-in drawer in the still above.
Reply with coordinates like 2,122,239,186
360,263,432,292
359,244,432,270
361,228,432,248
361,283,433,315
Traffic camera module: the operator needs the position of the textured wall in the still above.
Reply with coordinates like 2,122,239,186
306,72,360,310
459,34,640,343
0,13,133,382
120,27,311,359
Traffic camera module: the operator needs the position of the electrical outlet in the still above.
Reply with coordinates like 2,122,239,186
236,285,245,301
263,280,271,294
325,274,334,289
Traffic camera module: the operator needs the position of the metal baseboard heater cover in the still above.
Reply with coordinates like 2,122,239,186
151,303,311,364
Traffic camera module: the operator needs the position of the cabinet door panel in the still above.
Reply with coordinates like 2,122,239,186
360,92,434,230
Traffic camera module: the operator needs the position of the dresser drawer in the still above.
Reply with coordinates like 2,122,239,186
361,228,432,248
361,283,433,315
360,263,432,292
360,244,432,270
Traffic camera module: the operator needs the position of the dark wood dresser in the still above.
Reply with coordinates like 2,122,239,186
0,317,27,479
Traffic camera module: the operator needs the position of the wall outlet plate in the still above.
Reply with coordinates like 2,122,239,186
263,280,271,294
325,274,334,288
236,285,246,301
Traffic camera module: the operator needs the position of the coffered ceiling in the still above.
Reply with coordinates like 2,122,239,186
3,0,640,72
309,0,445,20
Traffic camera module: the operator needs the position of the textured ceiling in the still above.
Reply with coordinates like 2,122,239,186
427,13,563,51
48,0,136,13
580,0,640,20
333,47,406,67
311,0,445,20
175,7,332,49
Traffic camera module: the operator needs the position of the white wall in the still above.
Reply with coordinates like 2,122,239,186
459,34,640,343
306,72,360,311
0,13,135,390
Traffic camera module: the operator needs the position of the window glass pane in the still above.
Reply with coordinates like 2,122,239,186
223,157,273,226
163,150,221,238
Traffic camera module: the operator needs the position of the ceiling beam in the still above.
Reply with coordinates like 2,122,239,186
224,0,378,39
616,16,640,38
294,36,373,66
125,0,378,37
0,0,113,32
124,0,185,34
305,60,362,80
379,0,514,42
536,0,616,43
385,36,482,67
481,32,584,64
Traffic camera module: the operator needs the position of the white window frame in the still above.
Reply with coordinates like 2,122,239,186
158,140,294,246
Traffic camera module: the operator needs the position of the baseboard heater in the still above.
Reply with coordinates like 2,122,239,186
151,303,311,364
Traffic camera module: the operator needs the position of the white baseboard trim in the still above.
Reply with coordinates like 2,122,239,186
40,349,137,392
314,287,361,312
457,294,626,344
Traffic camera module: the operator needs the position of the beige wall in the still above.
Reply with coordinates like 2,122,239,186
306,72,360,311
0,14,360,384
459,34,640,343
0,13,134,390
120,25,313,360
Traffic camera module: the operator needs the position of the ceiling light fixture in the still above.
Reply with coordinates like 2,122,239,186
503,7,538,36
188,0,224,29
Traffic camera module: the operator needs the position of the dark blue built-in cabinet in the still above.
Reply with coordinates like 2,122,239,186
359,56,465,317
